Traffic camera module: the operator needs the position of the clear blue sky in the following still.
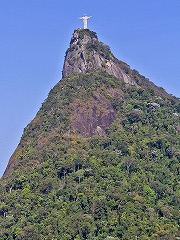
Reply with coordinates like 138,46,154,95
0,0,179,177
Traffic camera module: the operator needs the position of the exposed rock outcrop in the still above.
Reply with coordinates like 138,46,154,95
62,29,135,85
70,91,119,137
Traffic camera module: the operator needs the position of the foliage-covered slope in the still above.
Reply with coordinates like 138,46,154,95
1,71,179,239
0,29,179,240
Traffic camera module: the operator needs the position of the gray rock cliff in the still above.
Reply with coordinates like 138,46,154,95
62,29,135,85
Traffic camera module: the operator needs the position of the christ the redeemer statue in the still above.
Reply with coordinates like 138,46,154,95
78,15,91,29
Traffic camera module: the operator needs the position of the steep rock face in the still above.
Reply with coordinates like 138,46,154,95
62,29,135,85
70,91,119,137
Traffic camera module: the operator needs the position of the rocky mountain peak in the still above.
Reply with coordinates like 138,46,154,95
0,26,179,240
62,29,135,85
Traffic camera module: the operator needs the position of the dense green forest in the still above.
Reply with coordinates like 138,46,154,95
0,70,179,239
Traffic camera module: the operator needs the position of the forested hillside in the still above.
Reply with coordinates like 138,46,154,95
0,29,179,240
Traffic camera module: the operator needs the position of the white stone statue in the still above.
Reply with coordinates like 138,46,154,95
78,15,91,29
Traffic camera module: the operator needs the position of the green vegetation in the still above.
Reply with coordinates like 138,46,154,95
86,40,112,60
0,70,179,239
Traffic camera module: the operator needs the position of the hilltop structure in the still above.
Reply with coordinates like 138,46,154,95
78,15,91,29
